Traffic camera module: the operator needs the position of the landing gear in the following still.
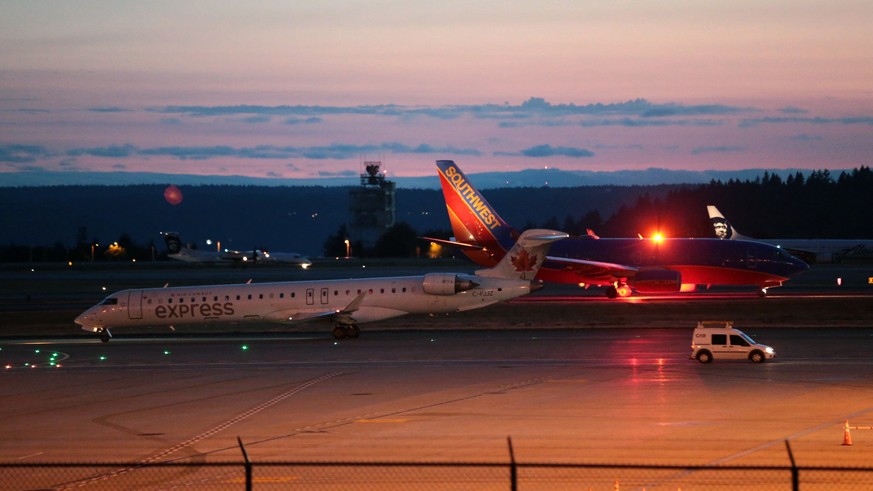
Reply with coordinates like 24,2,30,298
605,283,632,299
98,328,112,343
332,324,360,339
757,287,769,298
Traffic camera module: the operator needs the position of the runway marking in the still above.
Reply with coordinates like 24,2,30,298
356,418,409,423
58,371,343,489
15,452,43,461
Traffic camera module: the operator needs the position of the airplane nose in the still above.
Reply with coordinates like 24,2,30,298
74,310,96,329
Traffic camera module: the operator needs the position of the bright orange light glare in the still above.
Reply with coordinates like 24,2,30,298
653,233,664,242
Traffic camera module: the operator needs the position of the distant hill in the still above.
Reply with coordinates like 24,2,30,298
0,167,814,189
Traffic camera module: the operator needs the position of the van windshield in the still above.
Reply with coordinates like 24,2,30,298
730,334,750,347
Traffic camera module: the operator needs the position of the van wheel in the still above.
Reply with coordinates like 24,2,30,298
696,351,712,364
749,350,765,363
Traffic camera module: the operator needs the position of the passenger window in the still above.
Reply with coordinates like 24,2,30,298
711,334,727,345
730,335,750,347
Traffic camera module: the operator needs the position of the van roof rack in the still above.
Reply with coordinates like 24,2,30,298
696,320,733,328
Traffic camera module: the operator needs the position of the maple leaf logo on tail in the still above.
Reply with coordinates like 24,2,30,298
511,249,539,274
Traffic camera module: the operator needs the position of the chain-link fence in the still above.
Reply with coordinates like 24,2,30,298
3,460,873,490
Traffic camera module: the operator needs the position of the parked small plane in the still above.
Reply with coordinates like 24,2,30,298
76,229,566,342
161,232,311,267
708,205,873,263
433,160,808,298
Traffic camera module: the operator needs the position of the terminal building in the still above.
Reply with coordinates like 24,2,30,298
348,162,396,252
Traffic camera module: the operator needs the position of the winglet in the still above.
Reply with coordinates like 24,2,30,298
475,229,568,280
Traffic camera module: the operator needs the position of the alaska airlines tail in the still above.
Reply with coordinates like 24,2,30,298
436,160,518,266
707,206,748,240
161,231,184,254
477,229,567,280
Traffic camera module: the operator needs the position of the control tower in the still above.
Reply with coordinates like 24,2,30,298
349,162,396,251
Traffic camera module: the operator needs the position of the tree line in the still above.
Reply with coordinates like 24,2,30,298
2,166,870,262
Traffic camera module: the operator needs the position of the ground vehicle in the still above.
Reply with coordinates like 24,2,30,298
690,321,775,363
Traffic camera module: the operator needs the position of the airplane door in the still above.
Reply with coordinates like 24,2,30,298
128,290,143,320
306,288,315,305
320,288,329,305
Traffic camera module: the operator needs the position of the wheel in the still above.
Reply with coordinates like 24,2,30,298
605,286,618,299
749,350,765,363
615,284,632,297
346,325,360,338
757,288,768,298
696,351,712,364
100,334,110,343
332,326,347,339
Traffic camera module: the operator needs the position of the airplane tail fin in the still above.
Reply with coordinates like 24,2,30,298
475,229,568,280
161,231,183,254
436,160,517,266
707,206,747,240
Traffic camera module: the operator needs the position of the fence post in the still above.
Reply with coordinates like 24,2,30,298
785,440,798,491
238,437,252,491
508,436,517,491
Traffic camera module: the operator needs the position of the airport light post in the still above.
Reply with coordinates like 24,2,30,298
344,239,350,259
91,243,98,261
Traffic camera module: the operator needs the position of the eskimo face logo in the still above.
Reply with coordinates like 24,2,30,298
711,218,730,239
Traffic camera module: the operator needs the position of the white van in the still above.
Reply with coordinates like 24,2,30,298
690,321,775,363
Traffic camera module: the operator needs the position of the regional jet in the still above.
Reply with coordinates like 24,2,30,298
708,205,873,263
162,232,311,267
432,160,808,298
76,229,566,342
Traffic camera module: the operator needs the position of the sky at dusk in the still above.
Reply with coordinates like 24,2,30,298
1,1,872,184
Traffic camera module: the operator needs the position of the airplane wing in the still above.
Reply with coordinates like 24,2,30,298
542,256,639,283
420,236,485,250
262,291,369,325
262,309,337,324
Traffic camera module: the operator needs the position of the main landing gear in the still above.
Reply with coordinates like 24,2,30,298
605,283,632,299
332,324,360,339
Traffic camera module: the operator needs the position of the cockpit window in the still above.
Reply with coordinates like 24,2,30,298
101,298,118,306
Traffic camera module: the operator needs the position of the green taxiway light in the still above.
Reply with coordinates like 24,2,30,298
99,355,107,361
163,350,171,355
241,344,249,351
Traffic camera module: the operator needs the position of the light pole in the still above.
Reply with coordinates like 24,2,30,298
344,239,350,259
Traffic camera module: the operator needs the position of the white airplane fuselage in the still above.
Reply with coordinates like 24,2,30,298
74,273,532,332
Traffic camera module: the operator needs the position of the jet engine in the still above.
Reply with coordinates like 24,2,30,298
629,269,682,294
422,273,478,295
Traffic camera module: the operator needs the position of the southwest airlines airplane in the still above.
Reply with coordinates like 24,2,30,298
162,232,311,267
76,229,566,342
708,205,873,263
434,160,808,298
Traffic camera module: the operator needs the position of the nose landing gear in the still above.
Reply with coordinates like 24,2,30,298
98,328,112,343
